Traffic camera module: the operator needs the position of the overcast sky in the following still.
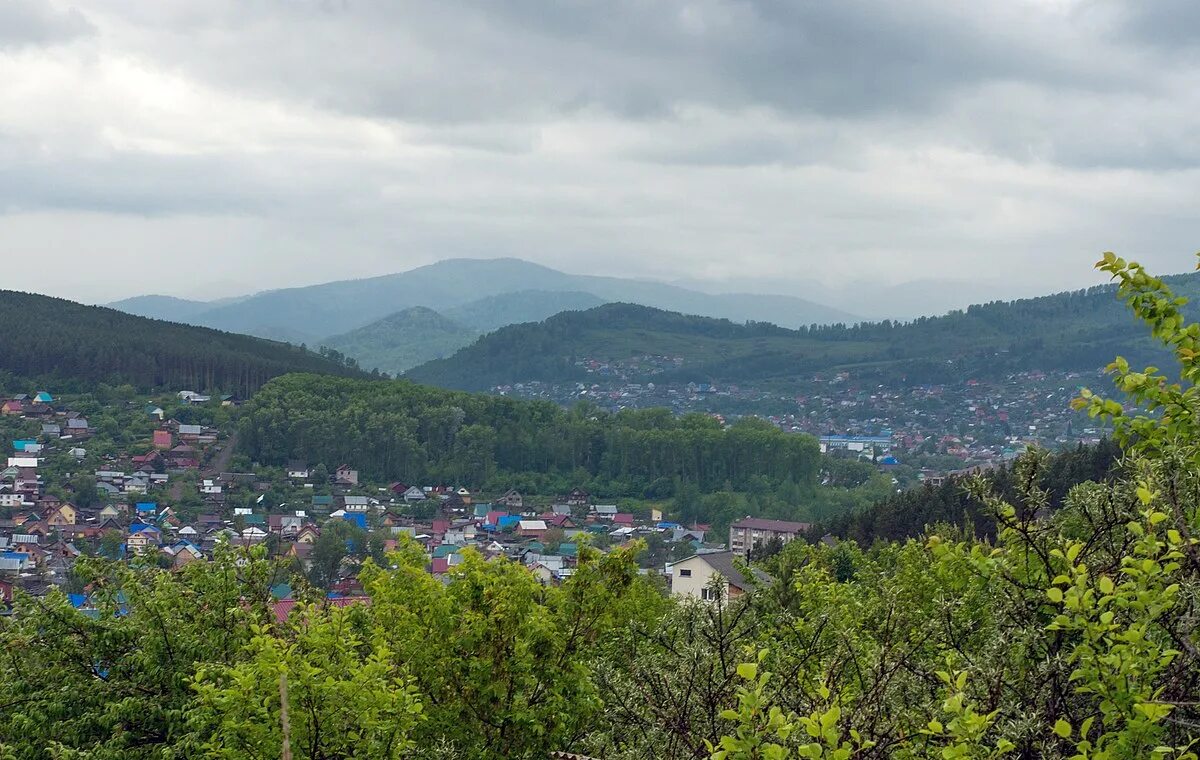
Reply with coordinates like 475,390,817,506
3,0,1200,314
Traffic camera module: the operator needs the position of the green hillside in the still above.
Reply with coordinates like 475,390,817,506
321,307,478,375
0,290,365,395
443,289,605,331
406,273,1200,391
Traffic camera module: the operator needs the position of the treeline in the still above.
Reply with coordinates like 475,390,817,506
0,290,364,395
407,275,1200,391
820,439,1123,543
238,374,821,492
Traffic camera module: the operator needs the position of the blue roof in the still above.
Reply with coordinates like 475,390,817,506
35,392,53,403
497,515,521,529
68,593,88,608
0,551,25,562
657,522,681,530
135,502,157,512
130,522,159,534
12,439,36,451
343,513,367,530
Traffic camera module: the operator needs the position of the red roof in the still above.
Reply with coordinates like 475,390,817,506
613,513,634,525
430,558,450,574
272,595,370,623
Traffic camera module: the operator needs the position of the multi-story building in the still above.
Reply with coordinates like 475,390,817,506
728,517,811,557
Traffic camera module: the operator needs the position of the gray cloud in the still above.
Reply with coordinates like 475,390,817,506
2,0,1200,314
0,0,93,48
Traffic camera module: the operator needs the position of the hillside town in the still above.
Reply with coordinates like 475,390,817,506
493,366,1109,468
1,387,823,611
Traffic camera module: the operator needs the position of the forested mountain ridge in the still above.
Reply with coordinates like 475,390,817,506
321,307,478,375
0,290,365,394
442,288,606,332
406,273,1200,390
107,257,855,342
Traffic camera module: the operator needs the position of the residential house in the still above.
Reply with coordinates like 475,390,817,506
342,496,372,513
497,489,524,509
334,465,358,486
566,488,590,507
591,505,618,520
287,461,311,479
518,520,548,539
44,503,77,526
296,524,321,544
667,551,772,601
402,486,426,503
153,430,173,449
126,527,157,555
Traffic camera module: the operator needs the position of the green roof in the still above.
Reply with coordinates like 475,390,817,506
557,542,578,557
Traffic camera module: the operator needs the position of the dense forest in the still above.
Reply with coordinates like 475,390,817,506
239,374,821,494
407,272,1200,390
321,306,479,375
0,290,364,395
819,438,1124,543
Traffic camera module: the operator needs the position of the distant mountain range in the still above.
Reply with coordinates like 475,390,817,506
405,273,1200,391
107,258,856,345
0,291,363,394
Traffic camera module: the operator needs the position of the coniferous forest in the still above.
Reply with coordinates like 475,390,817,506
0,290,364,395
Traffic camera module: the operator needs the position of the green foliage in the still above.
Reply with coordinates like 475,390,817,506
188,611,423,759
321,306,479,375
0,290,363,394
820,440,1123,543
240,376,821,493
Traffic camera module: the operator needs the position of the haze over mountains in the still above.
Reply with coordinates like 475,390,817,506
109,258,856,344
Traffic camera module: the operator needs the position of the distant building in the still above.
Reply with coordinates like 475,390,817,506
728,517,811,557
818,434,892,455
